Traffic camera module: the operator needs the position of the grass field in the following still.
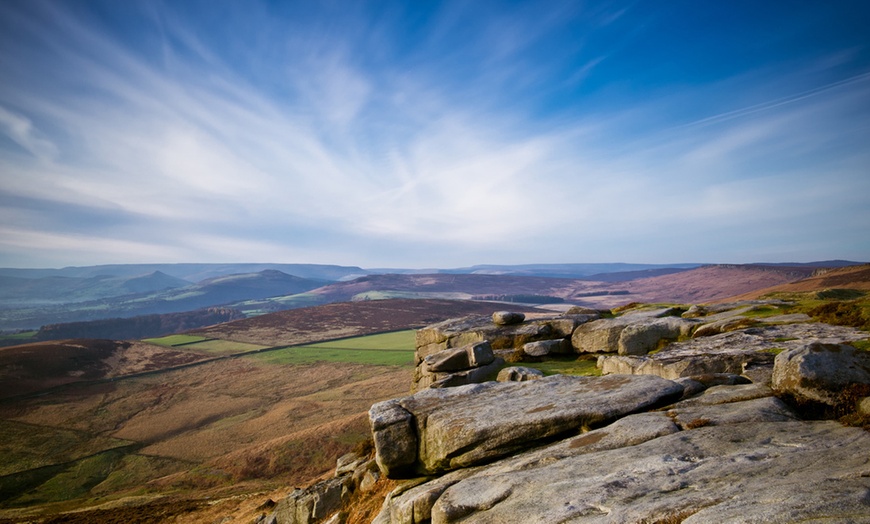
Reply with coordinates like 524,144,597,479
143,335,270,355
248,330,416,367
0,331,37,345
142,334,209,347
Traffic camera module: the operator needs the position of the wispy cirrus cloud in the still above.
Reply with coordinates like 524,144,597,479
0,0,868,268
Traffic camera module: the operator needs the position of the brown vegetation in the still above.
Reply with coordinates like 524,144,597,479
37,307,244,341
721,263,870,302
192,298,541,346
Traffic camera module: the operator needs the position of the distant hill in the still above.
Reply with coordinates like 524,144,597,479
0,271,191,305
36,307,245,341
610,264,821,305
1,261,862,332
302,273,582,303
0,270,324,331
370,262,703,279
718,263,870,301
0,263,365,282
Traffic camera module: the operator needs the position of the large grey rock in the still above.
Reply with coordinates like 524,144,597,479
667,396,799,429
496,366,544,382
423,341,494,372
492,311,525,326
571,309,682,354
370,374,683,478
617,317,694,355
376,411,680,524
414,357,505,391
571,317,631,353
416,315,584,363
522,338,571,357
369,399,417,478
772,342,870,407
598,322,867,380
692,316,758,337
272,475,349,524
425,421,870,524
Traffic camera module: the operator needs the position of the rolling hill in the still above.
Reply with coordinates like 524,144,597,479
0,270,325,331
0,271,191,306
717,263,870,301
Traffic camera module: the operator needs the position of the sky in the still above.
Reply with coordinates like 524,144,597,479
0,0,868,269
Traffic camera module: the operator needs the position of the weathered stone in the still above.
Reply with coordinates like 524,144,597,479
673,377,707,398
309,476,346,521
428,357,504,389
681,304,708,318
668,396,798,429
373,304,870,524
686,373,752,388
496,366,544,382
671,372,754,398
492,311,524,326
772,342,870,407
359,469,380,492
693,316,758,337
570,309,678,354
598,322,866,380
617,317,692,355
521,338,571,357
372,374,683,477
571,318,628,353
425,421,870,524
382,469,476,524
563,306,602,316
369,400,417,477
422,341,494,372
415,315,585,365
334,452,366,477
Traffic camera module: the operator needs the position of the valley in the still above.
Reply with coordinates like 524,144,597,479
0,263,868,522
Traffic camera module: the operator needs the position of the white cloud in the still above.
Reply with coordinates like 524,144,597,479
0,105,58,161
0,1,867,267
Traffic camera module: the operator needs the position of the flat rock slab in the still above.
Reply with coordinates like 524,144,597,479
425,420,870,523
598,323,867,380
370,374,684,478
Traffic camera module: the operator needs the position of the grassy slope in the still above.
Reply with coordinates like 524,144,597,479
0,301,482,520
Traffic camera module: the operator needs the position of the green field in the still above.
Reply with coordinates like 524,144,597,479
175,339,271,355
0,331,37,345
142,334,210,347
248,330,416,367
143,335,270,355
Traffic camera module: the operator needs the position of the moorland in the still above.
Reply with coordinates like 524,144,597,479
0,261,868,523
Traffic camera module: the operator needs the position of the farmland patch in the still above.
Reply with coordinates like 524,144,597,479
248,330,416,367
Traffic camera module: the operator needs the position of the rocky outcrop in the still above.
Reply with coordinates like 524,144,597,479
412,312,594,391
264,450,381,524
413,339,505,390
372,380,870,524
772,342,870,408
598,321,867,382
362,301,870,523
262,300,870,524
370,374,683,478
571,309,696,355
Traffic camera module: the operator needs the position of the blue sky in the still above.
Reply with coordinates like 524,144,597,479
1,0,868,269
